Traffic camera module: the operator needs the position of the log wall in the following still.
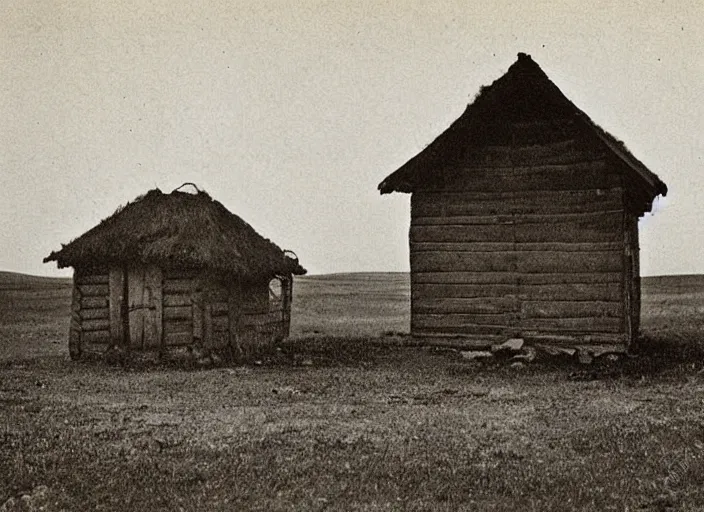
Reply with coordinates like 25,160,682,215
409,127,631,347
162,270,195,347
74,270,111,354
238,278,289,357
71,266,293,360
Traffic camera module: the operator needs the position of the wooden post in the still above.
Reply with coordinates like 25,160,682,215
203,300,213,353
69,280,82,360
108,268,125,349
228,282,243,360
632,216,641,340
282,277,292,337
127,267,146,350
192,279,203,344
143,266,163,350
622,211,633,348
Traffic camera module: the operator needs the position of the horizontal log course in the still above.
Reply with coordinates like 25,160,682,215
437,163,620,192
164,332,192,346
207,288,230,302
77,284,109,297
411,218,621,244
80,307,109,321
412,297,519,315
520,317,622,333
211,302,229,316
75,274,109,286
82,319,110,332
412,283,515,300
413,271,622,285
81,296,108,309
411,250,622,274
412,282,622,302
412,186,623,216
412,210,623,228
163,269,198,280
163,294,192,307
163,320,193,335
82,330,111,344
460,140,601,167
521,300,623,319
413,313,519,329
412,324,514,337
520,282,622,302
163,279,193,294
163,306,192,321
411,242,623,253
525,332,627,346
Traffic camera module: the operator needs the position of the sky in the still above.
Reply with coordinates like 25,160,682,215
1,0,702,277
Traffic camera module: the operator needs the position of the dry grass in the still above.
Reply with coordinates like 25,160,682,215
1,272,704,511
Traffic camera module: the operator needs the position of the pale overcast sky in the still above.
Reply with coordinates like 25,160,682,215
1,0,702,277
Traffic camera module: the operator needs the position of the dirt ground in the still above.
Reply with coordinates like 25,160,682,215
1,272,704,511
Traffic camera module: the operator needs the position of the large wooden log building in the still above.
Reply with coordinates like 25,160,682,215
378,53,667,353
44,185,305,361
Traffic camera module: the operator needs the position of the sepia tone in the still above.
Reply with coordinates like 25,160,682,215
2,1,704,510
43,185,305,362
379,54,667,353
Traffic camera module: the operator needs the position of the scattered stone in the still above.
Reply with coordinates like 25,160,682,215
605,353,621,363
0,497,16,512
460,350,494,361
590,346,623,358
196,356,213,368
511,346,537,363
491,338,524,354
510,361,525,369
300,359,314,367
1,485,50,512
577,350,593,365
535,344,576,357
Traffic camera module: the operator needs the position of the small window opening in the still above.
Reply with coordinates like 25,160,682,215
269,277,283,302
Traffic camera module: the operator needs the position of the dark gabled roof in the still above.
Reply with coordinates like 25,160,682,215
44,186,306,280
378,53,667,202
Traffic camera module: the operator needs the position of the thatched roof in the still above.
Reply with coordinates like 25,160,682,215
44,186,306,280
378,53,667,205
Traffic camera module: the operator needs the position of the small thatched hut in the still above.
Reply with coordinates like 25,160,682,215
378,53,667,354
44,185,306,361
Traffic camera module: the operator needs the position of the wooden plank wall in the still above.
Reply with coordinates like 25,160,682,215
73,267,292,358
410,126,627,346
162,271,229,351
206,284,231,351
625,214,641,346
162,270,195,347
75,271,111,354
239,280,287,356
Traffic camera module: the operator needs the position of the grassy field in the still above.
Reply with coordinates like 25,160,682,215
1,271,704,511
